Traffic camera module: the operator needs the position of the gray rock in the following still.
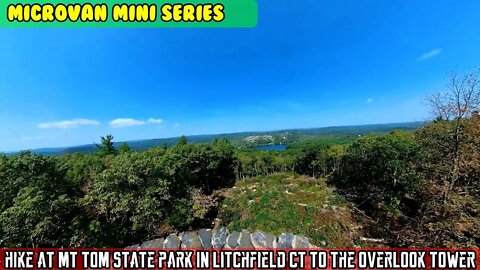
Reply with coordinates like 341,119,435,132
251,231,275,248
141,238,164,249
225,231,240,248
128,230,315,250
198,229,213,248
180,232,202,248
276,232,294,248
163,234,181,249
292,235,310,248
237,230,254,248
212,227,229,248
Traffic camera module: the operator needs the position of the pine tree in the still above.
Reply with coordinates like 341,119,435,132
96,135,116,156
178,135,187,145
118,143,131,154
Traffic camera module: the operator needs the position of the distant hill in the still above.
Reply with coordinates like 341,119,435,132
16,121,426,155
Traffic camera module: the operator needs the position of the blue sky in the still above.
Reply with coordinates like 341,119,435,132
1,0,479,151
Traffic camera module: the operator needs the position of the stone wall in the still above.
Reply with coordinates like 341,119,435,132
127,228,316,249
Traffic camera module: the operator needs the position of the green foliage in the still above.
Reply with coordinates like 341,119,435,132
81,151,172,245
294,145,327,177
1,111,478,248
95,135,116,157
293,144,348,178
0,187,77,247
178,135,188,145
236,149,298,179
325,144,347,175
190,188,218,220
286,136,354,150
337,131,421,213
165,198,194,229
78,139,237,245
0,152,77,247
60,153,104,188
166,138,237,193
118,143,131,154
0,152,71,213
0,136,238,247
410,115,480,246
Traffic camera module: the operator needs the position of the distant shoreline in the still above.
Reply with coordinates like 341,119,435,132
4,121,426,155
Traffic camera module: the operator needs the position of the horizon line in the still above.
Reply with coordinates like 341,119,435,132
2,120,428,154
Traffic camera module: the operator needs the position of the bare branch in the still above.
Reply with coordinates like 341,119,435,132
427,69,480,120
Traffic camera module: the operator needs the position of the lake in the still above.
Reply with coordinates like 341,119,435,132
254,144,287,151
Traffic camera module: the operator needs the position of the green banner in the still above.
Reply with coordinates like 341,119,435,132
0,0,257,27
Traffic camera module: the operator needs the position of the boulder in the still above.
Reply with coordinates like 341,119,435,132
275,232,294,248
125,244,140,249
225,231,240,248
141,238,164,249
212,227,229,248
129,229,314,250
198,229,213,248
237,229,254,248
251,231,275,248
180,232,202,248
163,234,181,249
292,235,310,248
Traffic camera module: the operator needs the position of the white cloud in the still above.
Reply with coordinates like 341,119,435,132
110,117,166,128
366,98,373,103
38,118,100,129
147,118,164,124
418,48,442,61
174,123,181,128
110,118,145,128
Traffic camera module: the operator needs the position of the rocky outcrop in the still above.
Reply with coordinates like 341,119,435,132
127,228,315,249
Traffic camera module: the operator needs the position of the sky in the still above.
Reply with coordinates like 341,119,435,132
1,0,480,151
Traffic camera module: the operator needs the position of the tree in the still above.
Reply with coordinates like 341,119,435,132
414,114,480,246
0,152,71,213
0,138,240,247
294,146,326,178
96,135,116,156
424,69,480,201
178,135,187,145
81,151,172,245
168,139,237,193
60,153,103,188
0,187,77,247
0,152,77,247
338,132,420,213
325,144,347,175
427,70,480,121
118,143,131,154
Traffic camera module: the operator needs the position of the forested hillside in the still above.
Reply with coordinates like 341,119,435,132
18,122,424,155
0,71,479,248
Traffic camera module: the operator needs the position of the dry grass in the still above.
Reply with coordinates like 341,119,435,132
219,173,362,247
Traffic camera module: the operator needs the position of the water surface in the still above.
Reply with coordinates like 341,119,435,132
254,144,287,151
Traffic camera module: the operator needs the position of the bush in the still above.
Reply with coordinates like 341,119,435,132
0,138,238,247
0,152,77,247
337,131,421,214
